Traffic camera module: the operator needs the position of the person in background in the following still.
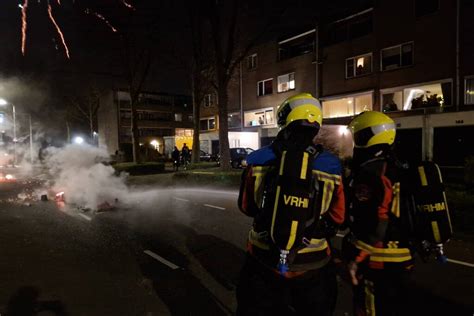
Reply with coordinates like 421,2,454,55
181,143,190,170
172,146,180,171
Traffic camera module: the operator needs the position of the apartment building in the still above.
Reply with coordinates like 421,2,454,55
202,0,474,166
98,90,193,160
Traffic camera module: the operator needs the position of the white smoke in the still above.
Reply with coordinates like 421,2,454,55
45,144,128,210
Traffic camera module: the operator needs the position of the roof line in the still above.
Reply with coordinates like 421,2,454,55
278,29,316,45
332,7,374,24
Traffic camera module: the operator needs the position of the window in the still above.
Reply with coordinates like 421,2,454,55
465,77,474,105
349,15,373,39
175,129,193,137
346,53,372,78
174,113,182,122
200,117,216,131
247,54,257,70
244,108,275,127
188,114,193,122
382,81,452,112
257,79,273,96
228,112,242,129
381,43,413,71
415,0,439,17
277,73,295,92
325,10,373,46
322,93,373,118
204,94,215,107
120,110,131,120
278,30,315,61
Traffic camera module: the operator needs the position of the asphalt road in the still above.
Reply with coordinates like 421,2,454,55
0,180,473,315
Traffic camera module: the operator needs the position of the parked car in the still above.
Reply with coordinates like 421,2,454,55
185,150,218,162
217,147,254,169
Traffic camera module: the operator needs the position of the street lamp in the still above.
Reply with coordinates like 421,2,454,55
0,98,16,165
0,98,34,164
74,136,84,145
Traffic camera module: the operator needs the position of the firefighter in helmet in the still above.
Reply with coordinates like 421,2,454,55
236,93,345,315
345,111,414,316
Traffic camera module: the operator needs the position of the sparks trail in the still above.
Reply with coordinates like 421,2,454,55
21,0,29,56
47,4,70,59
120,0,135,10
84,9,118,33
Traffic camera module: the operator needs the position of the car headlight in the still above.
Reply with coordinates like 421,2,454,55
5,174,14,180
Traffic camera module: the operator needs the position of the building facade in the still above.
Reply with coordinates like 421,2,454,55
202,0,474,166
98,90,193,160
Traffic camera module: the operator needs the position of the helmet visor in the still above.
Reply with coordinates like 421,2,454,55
353,123,395,147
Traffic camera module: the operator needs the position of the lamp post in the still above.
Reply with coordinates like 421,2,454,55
0,99,33,164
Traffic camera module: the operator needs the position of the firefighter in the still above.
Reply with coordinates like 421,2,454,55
236,93,345,315
345,111,414,316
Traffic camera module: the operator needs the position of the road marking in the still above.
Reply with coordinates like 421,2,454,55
78,213,92,221
176,188,239,197
144,250,180,270
173,197,190,202
192,171,214,174
204,204,226,210
447,258,474,268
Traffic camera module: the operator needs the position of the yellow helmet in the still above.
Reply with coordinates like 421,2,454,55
276,93,323,130
348,111,396,148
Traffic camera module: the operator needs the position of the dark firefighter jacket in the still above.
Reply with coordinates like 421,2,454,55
347,157,414,270
238,145,345,277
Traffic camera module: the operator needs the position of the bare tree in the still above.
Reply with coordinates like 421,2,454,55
204,0,282,170
114,3,161,163
189,5,214,164
66,86,101,140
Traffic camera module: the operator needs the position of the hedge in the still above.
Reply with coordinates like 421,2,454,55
113,162,165,176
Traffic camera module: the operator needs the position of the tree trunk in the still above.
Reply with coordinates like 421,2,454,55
66,121,71,143
217,87,231,171
131,99,140,163
191,74,201,164
89,117,94,140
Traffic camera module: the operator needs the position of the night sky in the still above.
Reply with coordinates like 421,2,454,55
0,0,369,139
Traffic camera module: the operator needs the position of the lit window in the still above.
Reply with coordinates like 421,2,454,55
322,93,373,118
244,108,274,127
346,53,372,78
277,73,295,93
381,42,413,71
247,54,257,70
257,79,273,96
382,81,452,112
174,113,182,122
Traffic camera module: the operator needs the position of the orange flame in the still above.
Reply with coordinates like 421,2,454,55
121,0,135,10
85,9,118,33
21,0,29,56
47,4,70,59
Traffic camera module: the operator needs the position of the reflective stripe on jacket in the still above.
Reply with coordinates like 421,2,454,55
238,145,345,276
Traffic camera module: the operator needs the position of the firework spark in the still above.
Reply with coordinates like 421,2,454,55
47,4,70,59
120,0,135,10
21,0,29,56
84,9,118,33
